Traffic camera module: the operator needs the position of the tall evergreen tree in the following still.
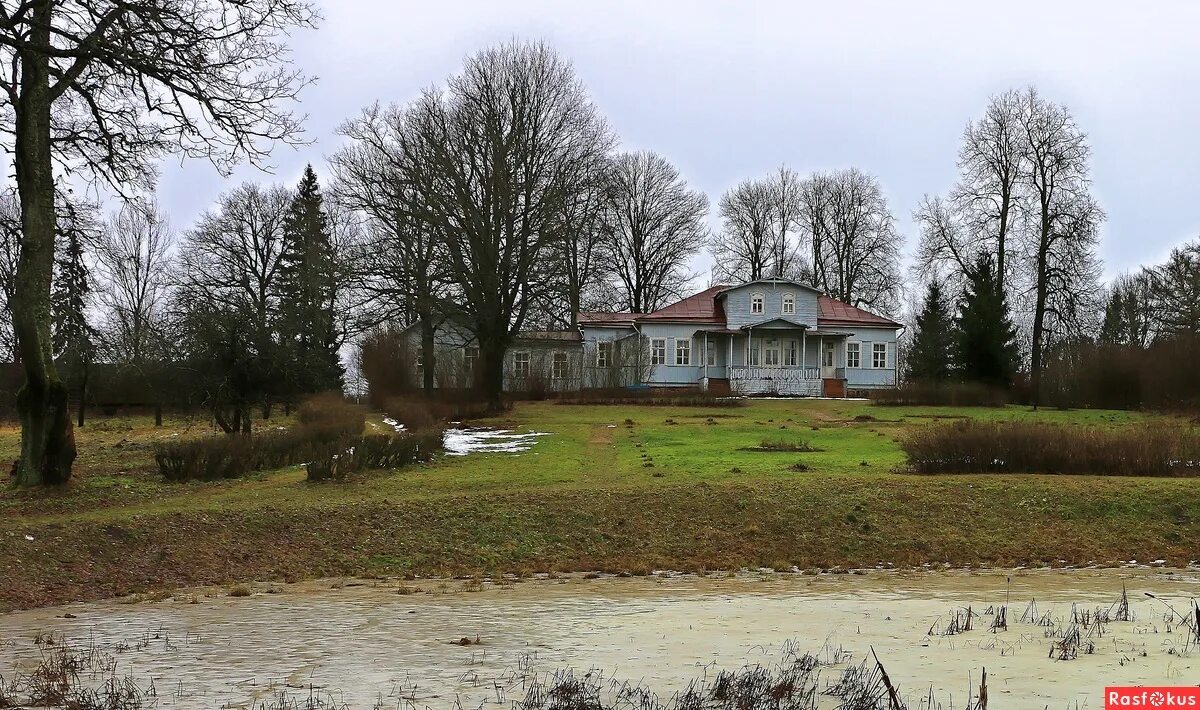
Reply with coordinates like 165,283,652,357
955,255,1019,387
51,226,96,426
905,279,956,382
277,165,344,396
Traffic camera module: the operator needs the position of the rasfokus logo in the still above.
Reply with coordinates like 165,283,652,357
1106,687,1200,708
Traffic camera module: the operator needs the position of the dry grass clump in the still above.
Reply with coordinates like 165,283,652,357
742,439,820,453
380,396,496,431
872,381,1009,407
903,420,1200,476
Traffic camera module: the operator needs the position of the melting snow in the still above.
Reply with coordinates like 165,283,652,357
443,427,550,456
381,417,407,433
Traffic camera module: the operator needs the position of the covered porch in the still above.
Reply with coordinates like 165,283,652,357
697,320,851,397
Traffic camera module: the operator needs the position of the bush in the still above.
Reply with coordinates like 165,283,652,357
296,392,366,440
155,436,254,482
871,381,1008,407
558,390,746,407
380,396,497,431
902,420,1200,476
1041,337,1200,411
305,432,444,482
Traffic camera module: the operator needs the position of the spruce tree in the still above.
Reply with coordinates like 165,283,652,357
51,228,96,425
955,255,1019,387
277,165,343,396
905,279,956,382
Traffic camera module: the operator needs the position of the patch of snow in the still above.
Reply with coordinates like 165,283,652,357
443,427,550,456
381,416,406,433
24,534,34,541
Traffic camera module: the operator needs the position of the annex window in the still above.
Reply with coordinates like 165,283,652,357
751,292,765,314
782,294,795,315
872,342,888,369
749,339,761,366
675,338,691,366
552,351,569,379
846,342,861,369
463,346,479,373
596,341,612,368
763,337,780,366
706,342,717,366
513,351,531,377
786,339,799,367
651,338,667,365
415,352,424,372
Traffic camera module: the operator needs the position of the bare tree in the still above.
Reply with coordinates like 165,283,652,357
769,165,805,279
801,168,901,311
330,102,448,395
1018,87,1104,405
0,0,315,485
914,193,976,292
552,159,611,327
954,90,1024,294
398,41,614,407
177,182,291,428
95,198,175,366
710,178,773,282
1100,270,1156,347
602,150,708,313
1148,240,1200,338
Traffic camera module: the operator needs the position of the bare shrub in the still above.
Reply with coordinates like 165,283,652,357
903,420,1200,476
305,432,443,482
357,326,418,406
872,381,1008,407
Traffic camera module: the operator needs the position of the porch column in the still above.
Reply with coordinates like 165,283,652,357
801,331,806,375
703,331,708,379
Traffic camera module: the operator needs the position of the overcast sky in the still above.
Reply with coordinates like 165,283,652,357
155,0,1200,286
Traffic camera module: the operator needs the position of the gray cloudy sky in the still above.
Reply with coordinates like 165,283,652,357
156,0,1200,284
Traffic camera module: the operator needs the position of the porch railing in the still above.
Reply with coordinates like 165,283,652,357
728,366,821,381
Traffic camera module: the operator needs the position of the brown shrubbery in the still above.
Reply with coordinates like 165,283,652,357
305,431,443,482
1041,337,1200,410
903,420,1200,476
379,396,498,431
558,389,746,407
154,394,431,482
871,381,1009,407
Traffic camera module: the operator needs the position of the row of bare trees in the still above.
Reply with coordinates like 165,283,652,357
911,87,1105,404
329,42,715,408
710,166,902,313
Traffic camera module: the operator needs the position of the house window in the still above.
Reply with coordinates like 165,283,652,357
651,338,667,365
675,338,691,366
552,351,569,379
596,341,612,368
513,351,531,377
846,342,861,369
782,294,795,315
705,342,716,366
749,339,761,366
786,339,798,367
751,293,764,314
464,346,479,373
415,352,424,373
872,342,888,369
764,337,780,366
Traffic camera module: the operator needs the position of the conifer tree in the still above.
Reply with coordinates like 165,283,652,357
277,165,344,396
905,279,956,382
51,227,96,426
955,255,1019,387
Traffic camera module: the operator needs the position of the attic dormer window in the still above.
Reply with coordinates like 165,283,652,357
751,293,764,314
782,294,795,315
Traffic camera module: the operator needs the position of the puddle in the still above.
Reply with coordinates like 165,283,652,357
0,569,1197,708
442,427,549,456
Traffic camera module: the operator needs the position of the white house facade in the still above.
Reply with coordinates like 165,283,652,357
578,280,903,397
406,280,903,397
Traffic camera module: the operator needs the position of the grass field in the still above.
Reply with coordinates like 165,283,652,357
1,399,1198,611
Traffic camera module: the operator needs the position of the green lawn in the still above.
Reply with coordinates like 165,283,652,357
0,399,1195,611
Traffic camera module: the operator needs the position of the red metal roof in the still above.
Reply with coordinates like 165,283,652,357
637,285,729,322
579,287,901,329
577,312,646,326
817,295,902,327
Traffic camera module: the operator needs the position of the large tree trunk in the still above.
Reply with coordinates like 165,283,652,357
420,315,436,396
476,328,507,411
1029,226,1051,410
12,0,77,486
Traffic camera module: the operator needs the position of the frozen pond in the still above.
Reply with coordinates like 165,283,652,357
0,568,1197,708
